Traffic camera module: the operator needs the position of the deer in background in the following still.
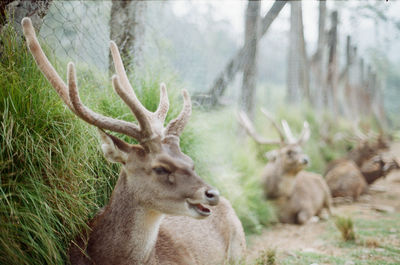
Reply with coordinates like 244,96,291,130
22,17,245,265
238,109,332,225
325,127,399,201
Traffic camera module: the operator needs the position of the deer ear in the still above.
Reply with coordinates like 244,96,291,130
98,129,129,164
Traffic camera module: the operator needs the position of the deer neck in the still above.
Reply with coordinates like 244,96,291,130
276,161,298,198
87,170,164,264
278,175,296,198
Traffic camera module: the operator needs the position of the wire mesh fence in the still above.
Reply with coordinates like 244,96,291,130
39,1,111,77
28,0,243,96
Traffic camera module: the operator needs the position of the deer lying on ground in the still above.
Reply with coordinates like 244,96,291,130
360,152,400,184
356,134,399,184
238,110,332,224
324,159,367,201
22,17,245,265
325,130,399,201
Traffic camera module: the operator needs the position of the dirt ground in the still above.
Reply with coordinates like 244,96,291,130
246,143,400,264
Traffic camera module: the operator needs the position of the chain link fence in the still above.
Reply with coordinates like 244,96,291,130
39,1,110,76
29,1,243,96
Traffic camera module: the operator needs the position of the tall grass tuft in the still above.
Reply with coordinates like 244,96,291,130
254,248,277,265
335,216,356,242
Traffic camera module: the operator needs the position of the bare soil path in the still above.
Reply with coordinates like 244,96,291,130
246,143,400,265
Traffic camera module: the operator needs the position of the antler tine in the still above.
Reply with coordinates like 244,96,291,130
67,63,142,139
297,121,311,145
22,17,142,140
260,108,285,142
237,111,281,145
281,120,296,144
164,90,192,137
154,83,169,122
22,17,74,111
109,41,154,137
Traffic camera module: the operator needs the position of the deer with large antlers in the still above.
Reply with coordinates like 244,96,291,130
238,109,332,224
22,18,245,265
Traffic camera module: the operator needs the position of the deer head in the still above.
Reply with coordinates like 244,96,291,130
238,108,310,175
22,17,219,219
347,121,389,167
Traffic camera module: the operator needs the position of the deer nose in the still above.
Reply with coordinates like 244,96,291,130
302,157,309,165
205,189,220,206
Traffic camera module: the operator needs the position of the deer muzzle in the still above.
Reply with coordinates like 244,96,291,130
186,187,220,217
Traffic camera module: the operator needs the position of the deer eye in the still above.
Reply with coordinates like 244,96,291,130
287,150,294,156
153,166,171,175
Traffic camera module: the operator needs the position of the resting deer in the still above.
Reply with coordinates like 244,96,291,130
360,152,400,184
324,159,367,201
325,128,399,201
238,109,332,224
22,18,245,265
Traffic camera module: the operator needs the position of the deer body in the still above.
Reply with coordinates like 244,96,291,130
325,159,367,200
22,18,245,265
277,171,332,224
324,135,399,200
238,110,332,224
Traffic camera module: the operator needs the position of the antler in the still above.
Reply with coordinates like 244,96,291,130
281,120,296,144
297,121,311,145
281,120,310,145
239,108,310,146
22,17,190,150
260,108,285,142
237,111,281,145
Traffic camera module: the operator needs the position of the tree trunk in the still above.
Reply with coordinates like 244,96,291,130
109,0,147,76
204,1,287,106
0,0,52,35
287,0,307,104
325,10,338,116
298,3,310,103
240,0,260,120
310,0,326,108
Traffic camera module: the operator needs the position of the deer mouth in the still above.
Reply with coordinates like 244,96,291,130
186,200,211,217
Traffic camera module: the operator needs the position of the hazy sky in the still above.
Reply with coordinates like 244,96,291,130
171,0,400,62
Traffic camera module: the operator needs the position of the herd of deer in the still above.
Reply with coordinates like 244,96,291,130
21,17,399,264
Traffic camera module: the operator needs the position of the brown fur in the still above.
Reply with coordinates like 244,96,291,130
276,171,332,224
325,159,367,200
360,153,400,184
70,172,245,264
